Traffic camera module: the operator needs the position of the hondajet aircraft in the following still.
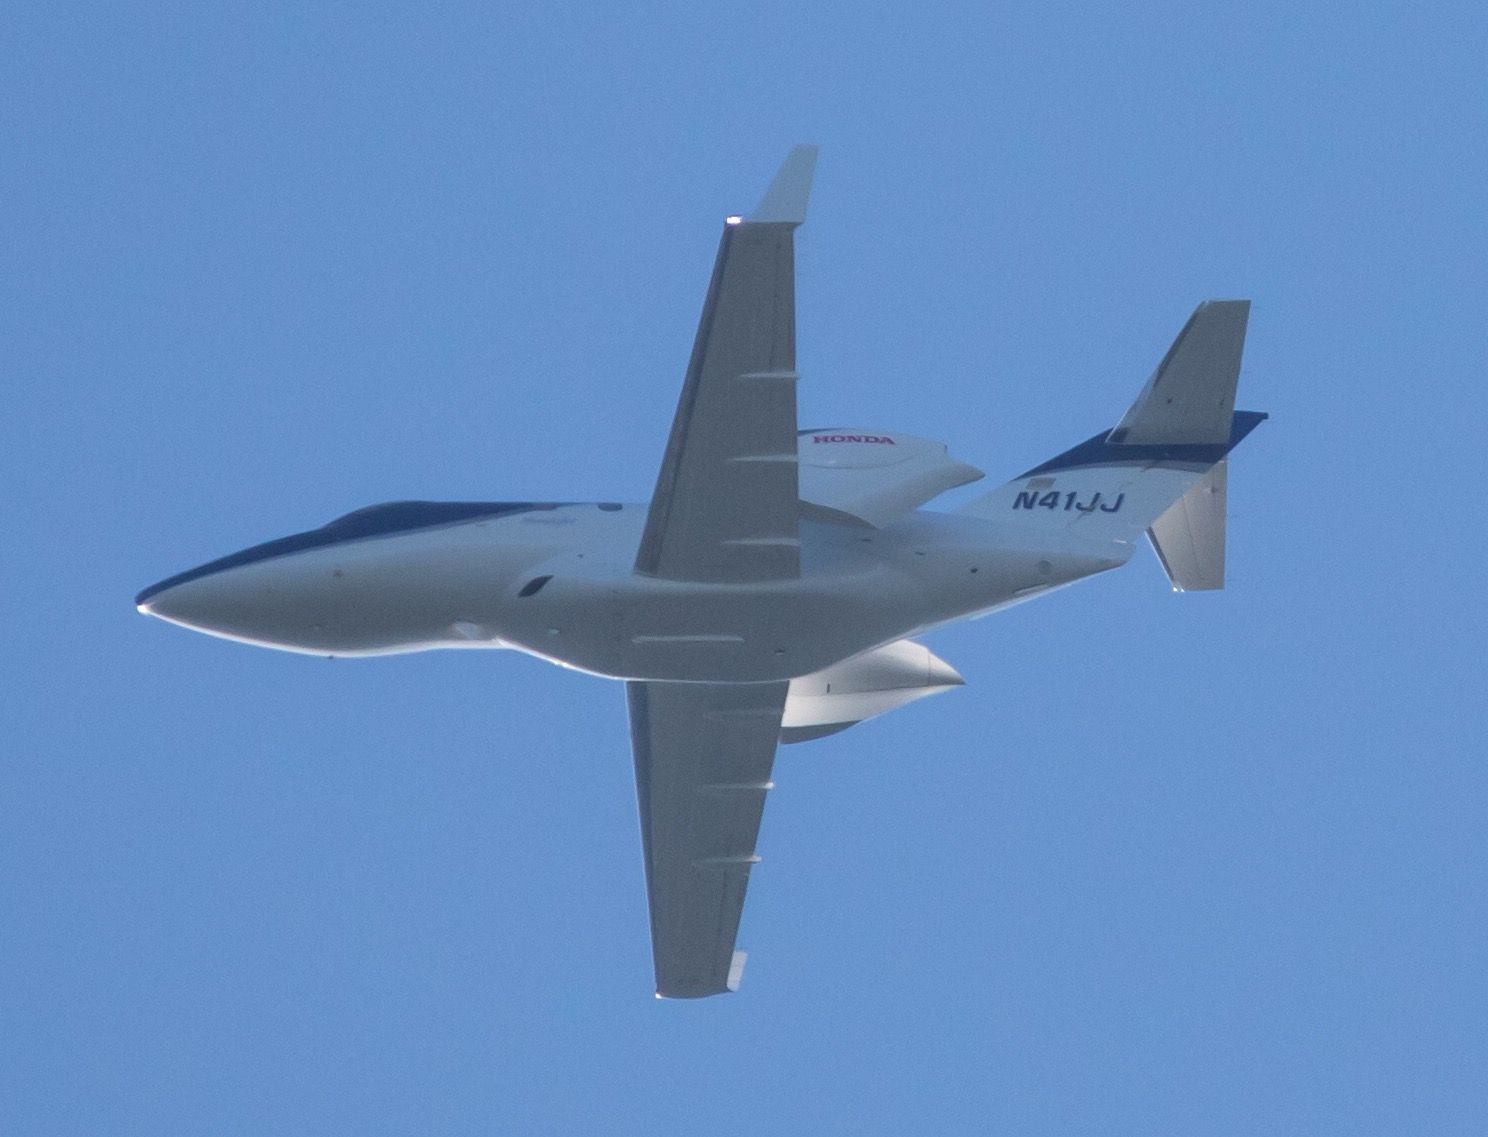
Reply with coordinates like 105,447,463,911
138,146,1266,998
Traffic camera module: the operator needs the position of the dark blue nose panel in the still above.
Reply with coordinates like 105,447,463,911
136,501,560,607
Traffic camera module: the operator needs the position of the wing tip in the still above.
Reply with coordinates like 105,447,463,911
649,950,751,999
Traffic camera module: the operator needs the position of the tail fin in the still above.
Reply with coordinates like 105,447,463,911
962,301,1265,585
1109,300,1250,445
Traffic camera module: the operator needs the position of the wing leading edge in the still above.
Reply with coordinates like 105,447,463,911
635,145,817,583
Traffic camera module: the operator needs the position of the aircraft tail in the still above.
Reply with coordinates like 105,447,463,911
961,300,1266,589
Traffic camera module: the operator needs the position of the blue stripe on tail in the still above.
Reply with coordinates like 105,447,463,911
1019,411,1268,478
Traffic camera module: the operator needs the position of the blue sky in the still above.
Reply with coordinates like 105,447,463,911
4,2,1485,1133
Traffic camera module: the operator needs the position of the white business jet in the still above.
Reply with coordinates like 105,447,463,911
138,146,1266,998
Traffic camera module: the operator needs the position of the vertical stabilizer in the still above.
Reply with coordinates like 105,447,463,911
1109,300,1249,445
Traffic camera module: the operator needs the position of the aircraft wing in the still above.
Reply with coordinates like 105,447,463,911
634,145,817,583
626,679,790,998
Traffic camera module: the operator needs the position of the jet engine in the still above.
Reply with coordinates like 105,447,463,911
797,429,983,528
780,638,964,744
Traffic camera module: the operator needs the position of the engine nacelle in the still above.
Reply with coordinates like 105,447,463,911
797,429,983,528
780,639,964,744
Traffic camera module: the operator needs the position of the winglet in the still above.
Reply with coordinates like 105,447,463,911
748,144,818,225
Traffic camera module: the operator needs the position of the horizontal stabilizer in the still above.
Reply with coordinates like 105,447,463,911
1148,460,1227,590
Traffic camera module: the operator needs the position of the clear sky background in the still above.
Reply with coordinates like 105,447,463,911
4,3,1485,1134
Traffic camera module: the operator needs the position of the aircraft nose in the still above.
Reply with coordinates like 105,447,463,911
134,579,173,615
135,569,258,638
135,548,421,655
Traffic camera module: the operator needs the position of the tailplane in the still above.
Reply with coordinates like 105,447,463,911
961,301,1266,586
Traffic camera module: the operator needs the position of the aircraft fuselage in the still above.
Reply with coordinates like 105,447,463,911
137,502,1124,682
